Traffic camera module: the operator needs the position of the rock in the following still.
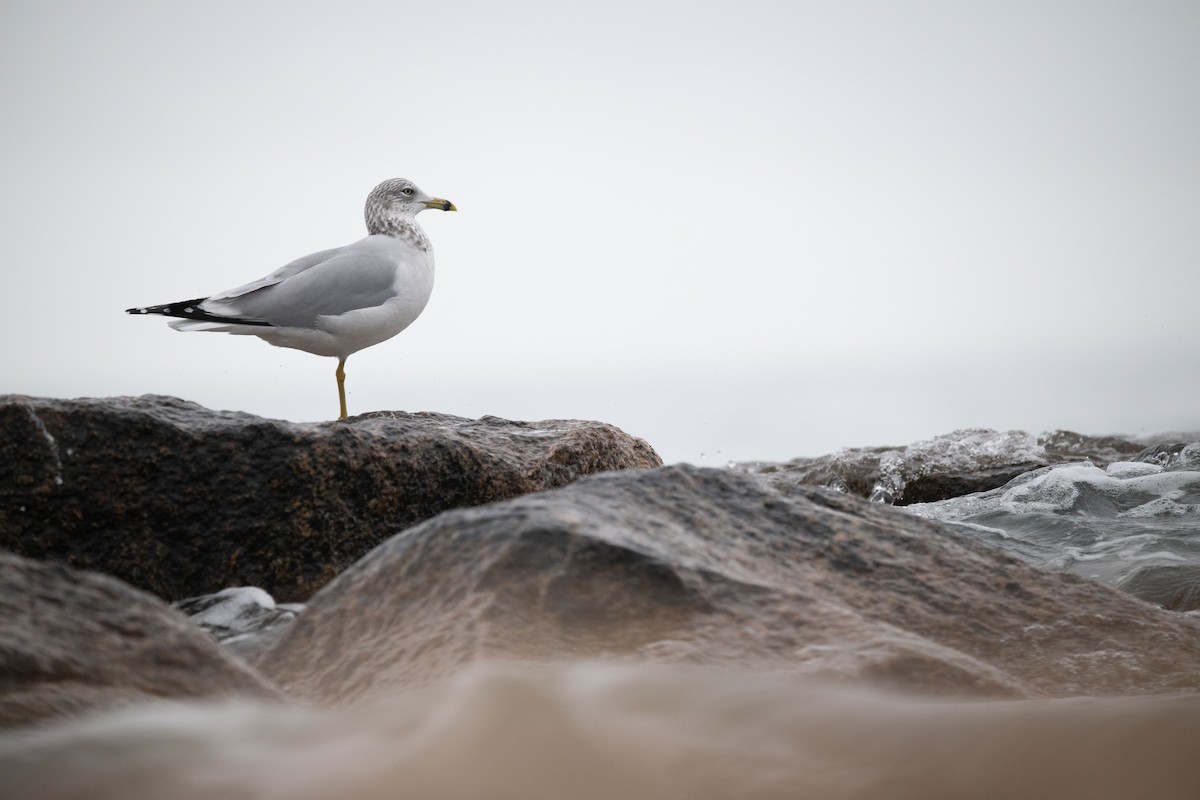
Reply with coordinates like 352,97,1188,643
0,395,661,602
254,465,1200,702
892,461,1046,505
1036,430,1146,467
737,444,895,498
739,428,1050,504
1131,441,1200,469
737,429,1159,505
0,551,279,729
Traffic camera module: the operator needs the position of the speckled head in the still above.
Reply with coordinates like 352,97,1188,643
364,179,456,239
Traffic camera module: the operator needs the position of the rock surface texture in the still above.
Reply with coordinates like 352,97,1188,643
255,465,1200,702
0,395,661,602
0,551,278,729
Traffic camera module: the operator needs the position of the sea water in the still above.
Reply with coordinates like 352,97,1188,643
907,442,1200,601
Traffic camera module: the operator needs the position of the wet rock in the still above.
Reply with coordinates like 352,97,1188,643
737,429,1165,505
737,445,894,498
0,551,278,729
255,465,1200,702
1131,441,1200,469
739,428,1050,504
1036,430,1145,467
894,462,1046,505
0,395,661,602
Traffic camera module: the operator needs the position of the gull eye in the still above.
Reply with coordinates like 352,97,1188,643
401,187,414,196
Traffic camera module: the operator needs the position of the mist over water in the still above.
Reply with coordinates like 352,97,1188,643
5,662,1200,800
372,346,1200,467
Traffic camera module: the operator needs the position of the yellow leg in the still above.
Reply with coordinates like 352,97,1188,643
336,358,348,419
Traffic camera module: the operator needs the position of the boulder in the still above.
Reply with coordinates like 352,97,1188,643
0,551,279,729
1037,429,1147,466
738,428,1050,504
0,395,660,601
255,465,1200,702
738,429,1149,505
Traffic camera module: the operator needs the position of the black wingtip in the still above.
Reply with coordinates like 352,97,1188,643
125,297,206,316
123,297,272,326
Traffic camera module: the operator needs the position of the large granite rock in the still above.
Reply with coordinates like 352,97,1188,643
255,465,1200,702
0,395,660,602
0,551,279,729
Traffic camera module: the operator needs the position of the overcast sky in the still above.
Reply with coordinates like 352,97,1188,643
2,1,1197,463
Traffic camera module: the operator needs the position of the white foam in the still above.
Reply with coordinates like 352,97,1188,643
185,586,277,630
1105,461,1163,479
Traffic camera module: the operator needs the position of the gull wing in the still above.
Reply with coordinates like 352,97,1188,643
205,246,344,304
202,236,416,328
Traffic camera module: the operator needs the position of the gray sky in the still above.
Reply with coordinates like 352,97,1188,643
2,1,1197,463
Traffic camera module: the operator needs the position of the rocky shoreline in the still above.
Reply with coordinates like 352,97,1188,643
3,394,1200,732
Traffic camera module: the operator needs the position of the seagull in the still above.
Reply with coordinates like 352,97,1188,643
126,178,456,419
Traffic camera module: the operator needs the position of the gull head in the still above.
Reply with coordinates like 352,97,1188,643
365,178,456,235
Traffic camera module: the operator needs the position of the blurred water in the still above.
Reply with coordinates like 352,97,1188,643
3,661,1199,800
907,444,1200,600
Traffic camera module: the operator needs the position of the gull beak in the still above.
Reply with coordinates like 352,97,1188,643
423,197,457,212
